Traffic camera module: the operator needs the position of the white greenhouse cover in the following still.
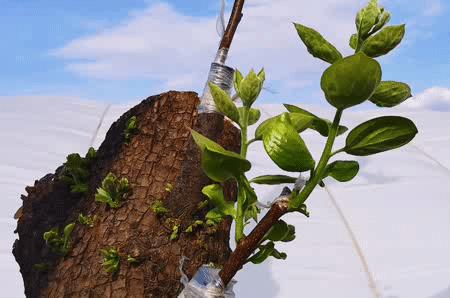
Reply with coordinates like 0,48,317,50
1,96,450,298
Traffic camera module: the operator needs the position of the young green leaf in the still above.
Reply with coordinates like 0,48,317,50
151,200,169,216
370,10,391,35
263,220,296,242
349,33,358,49
368,81,412,107
262,114,315,172
361,25,405,57
236,69,265,107
238,107,261,126
233,69,244,93
101,248,120,274
247,241,287,264
123,116,138,144
209,82,240,123
356,0,382,39
95,172,130,208
321,52,382,109
250,175,297,185
255,112,314,140
170,225,180,241
283,104,348,137
293,23,343,64
345,116,418,156
202,184,236,218
205,208,225,226
324,160,360,182
63,223,75,240
191,130,251,182
78,213,96,227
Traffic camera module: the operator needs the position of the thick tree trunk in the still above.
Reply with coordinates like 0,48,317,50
13,91,240,297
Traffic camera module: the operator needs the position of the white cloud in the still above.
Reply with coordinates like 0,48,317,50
403,87,450,111
51,0,360,91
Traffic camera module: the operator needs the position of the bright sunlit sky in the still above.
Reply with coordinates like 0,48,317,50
0,0,449,109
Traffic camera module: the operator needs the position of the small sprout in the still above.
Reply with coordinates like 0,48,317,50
127,255,140,266
78,213,96,228
185,220,204,233
33,263,50,272
60,147,97,194
164,183,173,192
43,222,76,256
95,172,130,209
207,262,222,269
123,116,138,144
151,200,169,216
197,200,208,211
170,225,180,241
101,248,120,274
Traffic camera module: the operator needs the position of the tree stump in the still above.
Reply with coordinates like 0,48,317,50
13,91,240,297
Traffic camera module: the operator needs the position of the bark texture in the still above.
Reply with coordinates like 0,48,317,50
13,91,240,297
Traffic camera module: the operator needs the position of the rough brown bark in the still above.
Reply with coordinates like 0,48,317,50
13,91,240,297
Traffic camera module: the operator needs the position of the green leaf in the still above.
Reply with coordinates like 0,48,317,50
371,10,391,34
264,220,295,242
320,52,382,109
209,82,240,123
349,33,358,49
239,107,261,126
368,81,412,107
95,173,130,208
293,23,343,64
248,242,275,264
247,242,287,264
356,0,382,39
205,208,224,225
63,223,75,239
262,114,315,172
324,160,359,182
192,130,251,182
202,184,236,218
236,69,265,107
250,175,297,185
361,25,405,57
283,104,348,136
233,69,244,93
345,116,418,156
255,112,313,140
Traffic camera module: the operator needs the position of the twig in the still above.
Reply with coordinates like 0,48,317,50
219,0,245,50
219,190,291,286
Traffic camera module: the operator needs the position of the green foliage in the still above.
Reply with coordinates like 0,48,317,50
170,224,180,241
78,213,96,228
320,52,382,109
344,116,418,156
293,23,342,64
185,220,204,233
202,184,236,219
368,81,412,107
238,107,261,126
191,130,251,182
250,175,297,185
255,112,314,140
165,183,173,192
127,255,139,265
191,0,417,270
283,104,348,137
123,116,138,144
209,82,240,123
101,248,120,274
151,200,169,216
324,161,360,182
234,68,265,107
261,114,315,172
60,147,96,194
43,223,75,256
361,25,405,57
95,172,130,209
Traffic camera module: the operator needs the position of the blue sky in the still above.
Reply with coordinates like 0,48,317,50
0,0,448,107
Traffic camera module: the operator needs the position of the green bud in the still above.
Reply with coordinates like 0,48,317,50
236,69,265,107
